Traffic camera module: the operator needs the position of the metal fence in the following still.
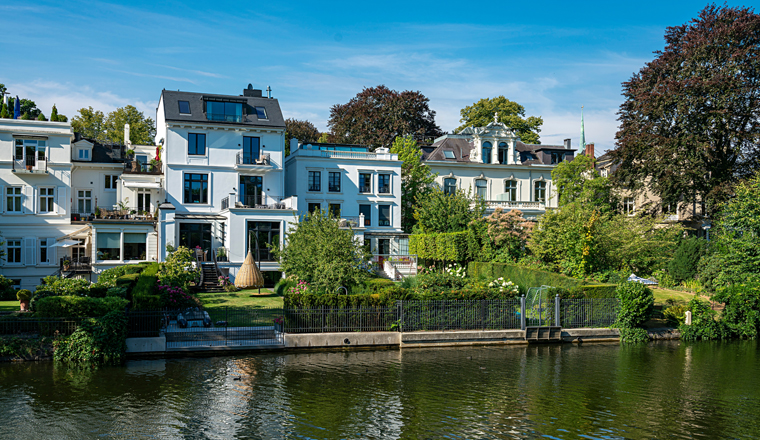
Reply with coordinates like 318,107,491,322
284,306,397,333
559,298,619,328
400,300,522,332
0,317,83,336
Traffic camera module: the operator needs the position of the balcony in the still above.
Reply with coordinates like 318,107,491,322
221,195,296,211
320,150,377,160
12,154,48,175
123,159,162,175
71,206,156,223
235,151,271,168
484,200,546,211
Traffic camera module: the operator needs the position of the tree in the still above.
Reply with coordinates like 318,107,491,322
284,118,320,156
551,154,618,212
328,85,442,150
456,96,543,144
49,104,66,122
275,212,370,293
72,107,106,139
0,102,8,119
36,113,47,121
19,99,40,119
414,187,485,234
390,135,437,233
104,105,156,145
611,5,760,215
477,208,533,262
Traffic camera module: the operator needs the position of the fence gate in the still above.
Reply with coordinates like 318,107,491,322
524,286,556,327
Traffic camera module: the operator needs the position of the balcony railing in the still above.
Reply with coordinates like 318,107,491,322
485,200,546,210
207,113,242,123
320,150,377,160
70,206,156,222
221,195,295,210
12,154,48,173
236,151,270,166
124,160,162,174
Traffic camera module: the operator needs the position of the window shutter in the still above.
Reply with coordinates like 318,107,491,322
47,237,56,264
23,186,34,214
0,236,5,266
57,186,67,215
24,237,35,266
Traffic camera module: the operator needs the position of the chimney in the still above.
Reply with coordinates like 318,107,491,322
243,84,263,97
584,143,595,158
564,138,571,150
124,123,131,147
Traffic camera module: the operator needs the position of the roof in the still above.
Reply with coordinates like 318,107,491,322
161,90,285,128
72,134,125,164
421,136,574,166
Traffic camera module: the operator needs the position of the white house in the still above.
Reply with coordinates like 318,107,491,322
421,120,575,220
0,119,78,290
284,141,408,275
155,85,297,284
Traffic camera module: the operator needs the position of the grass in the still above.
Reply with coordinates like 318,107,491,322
0,301,18,312
652,287,705,306
197,288,284,309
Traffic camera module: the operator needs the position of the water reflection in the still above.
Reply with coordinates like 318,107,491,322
0,341,759,439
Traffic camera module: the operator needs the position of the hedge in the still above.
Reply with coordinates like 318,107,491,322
285,287,414,308
35,296,129,318
580,284,618,298
132,263,159,298
132,294,162,310
469,262,583,291
115,273,141,289
364,278,394,293
410,231,476,261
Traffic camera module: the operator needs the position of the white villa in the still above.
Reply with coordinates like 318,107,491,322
421,120,576,220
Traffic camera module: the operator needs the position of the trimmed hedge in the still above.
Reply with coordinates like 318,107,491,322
468,262,615,298
364,278,394,293
132,263,159,298
133,294,162,310
275,278,296,296
115,273,140,289
580,284,617,298
89,284,109,298
35,296,129,318
410,231,477,261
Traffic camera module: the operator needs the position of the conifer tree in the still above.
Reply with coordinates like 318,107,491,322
50,104,59,122
0,103,8,119
37,113,47,121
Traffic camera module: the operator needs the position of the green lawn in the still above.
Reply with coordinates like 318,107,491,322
197,289,284,309
652,287,707,306
0,301,18,312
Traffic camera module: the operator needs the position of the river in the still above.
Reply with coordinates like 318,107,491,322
1,341,759,439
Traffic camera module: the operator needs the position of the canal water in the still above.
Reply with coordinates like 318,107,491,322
1,341,759,439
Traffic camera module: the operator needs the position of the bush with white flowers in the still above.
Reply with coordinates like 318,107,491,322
444,263,466,279
488,277,519,295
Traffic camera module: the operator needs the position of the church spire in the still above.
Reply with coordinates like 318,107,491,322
580,106,586,151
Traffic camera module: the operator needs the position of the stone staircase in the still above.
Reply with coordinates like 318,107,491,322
200,262,224,293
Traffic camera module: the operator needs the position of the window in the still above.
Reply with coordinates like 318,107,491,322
534,181,546,202
378,205,390,226
254,107,267,119
498,142,509,164
359,204,371,226
328,172,341,192
39,187,55,213
247,221,280,261
188,133,206,155
399,238,409,255
475,179,487,199
15,140,23,160
124,233,147,260
482,141,492,164
15,139,46,166
104,175,119,190
78,149,90,160
39,239,48,264
178,100,191,114
444,178,456,195
377,239,390,255
206,101,242,123
308,171,321,192
239,175,263,206
77,190,93,214
505,180,517,202
551,152,564,164
183,173,209,204
308,203,321,214
136,154,149,172
6,187,22,213
443,150,455,159
359,173,372,193
7,239,21,263
329,203,341,218
601,169,608,178
378,174,390,194
136,190,152,213
97,233,120,261
624,197,635,216
243,136,260,163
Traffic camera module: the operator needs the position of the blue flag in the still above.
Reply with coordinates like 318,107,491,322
14,95,20,119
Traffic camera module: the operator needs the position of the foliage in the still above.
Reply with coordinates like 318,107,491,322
71,106,105,140
131,263,159,301
284,118,320,155
106,287,129,298
274,277,296,296
33,277,91,310
158,285,198,309
35,296,128,318
615,282,654,329
455,96,543,144
410,231,476,262
53,311,128,365
132,294,162,310
618,327,650,343
477,208,533,262
469,262,584,294
391,135,437,233
287,280,311,296
679,298,727,341
0,336,56,360
327,85,442,150
667,237,706,284
487,277,519,295
72,105,156,145
0,275,16,301
663,304,688,325
16,289,31,301
49,104,67,122
611,5,760,215
651,269,676,289
275,211,371,293
551,154,615,209
712,283,760,339
157,246,199,291
217,275,237,292
88,284,109,298
36,113,47,121
415,265,468,292
364,278,395,293
414,187,485,234
96,265,138,288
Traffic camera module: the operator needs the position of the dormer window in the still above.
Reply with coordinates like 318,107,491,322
254,107,268,119
206,101,242,123
443,150,455,159
78,148,90,160
178,100,191,114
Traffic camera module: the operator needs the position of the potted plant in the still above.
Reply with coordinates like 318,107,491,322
25,163,33,171
150,158,161,172
273,316,284,333
62,258,71,271
217,247,227,262
94,206,101,218
126,148,135,158
16,289,32,312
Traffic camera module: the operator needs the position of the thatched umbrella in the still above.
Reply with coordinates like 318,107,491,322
234,232,265,292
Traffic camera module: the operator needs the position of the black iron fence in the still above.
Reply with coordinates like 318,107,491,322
400,300,522,332
0,317,83,336
559,298,619,329
285,306,397,333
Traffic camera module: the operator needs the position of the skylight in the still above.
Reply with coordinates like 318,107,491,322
443,150,455,159
178,101,191,114
255,106,268,119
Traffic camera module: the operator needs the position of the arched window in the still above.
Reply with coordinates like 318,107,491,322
475,179,487,199
498,142,508,164
504,180,517,202
482,141,492,164
534,181,547,202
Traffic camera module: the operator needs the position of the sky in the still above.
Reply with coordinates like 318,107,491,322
1,0,757,154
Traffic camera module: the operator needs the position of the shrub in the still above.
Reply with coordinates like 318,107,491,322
615,282,654,329
115,273,140,289
35,296,128,318
618,327,649,343
132,294,162,310
680,298,727,341
53,310,128,365
16,289,31,301
96,265,134,288
410,231,475,262
35,276,91,297
668,237,706,284
365,278,394,293
468,262,585,294
0,275,16,301
158,285,198,309
89,284,109,298
131,263,159,300
663,304,688,325
106,287,129,298
274,278,296,296
712,282,760,339
157,246,199,291
580,284,618,298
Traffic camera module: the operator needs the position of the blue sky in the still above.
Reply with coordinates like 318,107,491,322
1,1,756,153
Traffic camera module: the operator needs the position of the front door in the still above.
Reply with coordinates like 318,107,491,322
179,223,212,258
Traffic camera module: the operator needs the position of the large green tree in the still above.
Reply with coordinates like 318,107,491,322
413,187,485,234
390,135,437,233
71,107,106,139
275,212,370,293
328,85,442,150
611,5,760,215
456,96,543,144
284,118,320,156
72,105,155,144
551,154,618,212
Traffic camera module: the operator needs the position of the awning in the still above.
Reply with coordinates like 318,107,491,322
50,239,80,248
123,181,161,189
58,225,91,240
